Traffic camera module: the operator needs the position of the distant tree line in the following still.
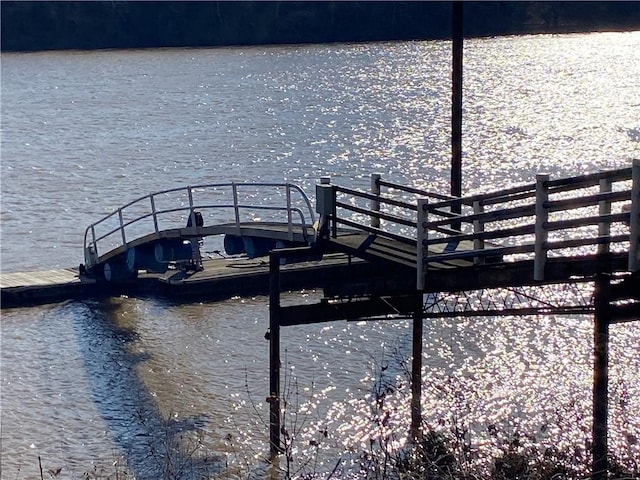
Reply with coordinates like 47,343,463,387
2,1,640,52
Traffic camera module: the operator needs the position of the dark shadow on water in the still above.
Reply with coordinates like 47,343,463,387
69,298,222,479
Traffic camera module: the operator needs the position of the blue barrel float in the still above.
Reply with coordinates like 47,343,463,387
126,246,168,274
154,240,193,264
223,234,245,255
103,260,137,282
243,236,275,259
224,234,270,258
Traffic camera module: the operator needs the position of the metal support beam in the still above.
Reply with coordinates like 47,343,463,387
268,251,282,457
592,273,610,480
410,296,423,440
598,175,612,255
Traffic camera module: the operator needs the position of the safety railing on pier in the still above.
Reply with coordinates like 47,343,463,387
317,160,639,288
316,174,457,247
84,182,316,269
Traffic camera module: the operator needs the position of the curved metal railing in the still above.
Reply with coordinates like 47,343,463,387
84,182,316,268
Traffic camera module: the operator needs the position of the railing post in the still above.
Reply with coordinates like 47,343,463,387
417,199,429,290
473,200,485,265
534,173,549,281
118,209,127,247
86,225,99,267
232,182,241,235
91,225,98,256
285,184,294,241
316,178,334,240
598,175,611,255
188,186,194,210
371,173,381,229
629,159,640,272
150,195,159,233
331,186,338,239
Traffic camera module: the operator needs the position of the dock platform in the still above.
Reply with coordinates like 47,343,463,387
0,254,397,308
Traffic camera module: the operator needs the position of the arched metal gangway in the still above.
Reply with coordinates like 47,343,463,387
83,182,317,281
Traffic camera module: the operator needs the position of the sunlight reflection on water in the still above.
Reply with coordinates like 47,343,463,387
1,32,639,478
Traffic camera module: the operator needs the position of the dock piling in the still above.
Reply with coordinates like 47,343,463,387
410,296,423,440
592,273,610,480
269,250,283,457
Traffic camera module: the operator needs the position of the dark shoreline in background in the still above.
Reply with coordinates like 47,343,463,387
2,1,640,53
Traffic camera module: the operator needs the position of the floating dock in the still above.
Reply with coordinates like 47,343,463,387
0,253,397,308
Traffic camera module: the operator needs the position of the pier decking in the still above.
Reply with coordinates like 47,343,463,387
1,253,397,308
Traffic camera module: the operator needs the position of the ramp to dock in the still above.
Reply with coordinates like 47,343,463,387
82,182,318,281
317,163,639,289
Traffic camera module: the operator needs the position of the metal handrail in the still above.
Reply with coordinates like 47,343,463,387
84,182,316,267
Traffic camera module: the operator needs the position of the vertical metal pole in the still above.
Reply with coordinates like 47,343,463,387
91,225,98,256
232,182,241,235
371,173,381,229
150,195,159,233
598,176,611,255
413,200,427,437
87,225,99,267
410,294,423,440
286,184,293,241
118,209,127,247
451,1,463,203
269,251,282,456
187,186,194,211
317,178,332,241
592,273,610,480
534,173,550,281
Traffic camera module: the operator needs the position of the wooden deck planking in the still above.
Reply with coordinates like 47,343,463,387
325,233,480,270
0,254,373,308
0,268,86,289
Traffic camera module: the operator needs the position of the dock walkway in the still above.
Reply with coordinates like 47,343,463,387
263,162,639,464
1,253,389,308
2,162,638,313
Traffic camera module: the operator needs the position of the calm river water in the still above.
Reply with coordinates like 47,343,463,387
1,32,639,478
